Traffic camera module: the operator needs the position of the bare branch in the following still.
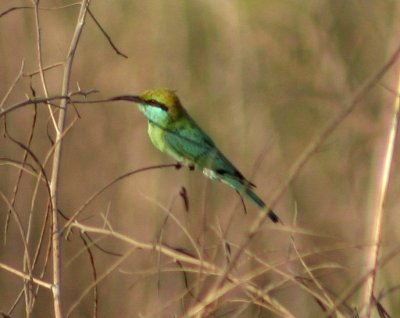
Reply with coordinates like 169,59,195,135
0,262,52,289
24,62,64,77
31,0,58,133
0,60,24,111
363,59,400,318
0,90,97,118
0,6,33,19
48,1,91,317
88,8,128,58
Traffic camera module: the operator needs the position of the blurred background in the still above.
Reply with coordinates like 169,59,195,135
1,0,400,317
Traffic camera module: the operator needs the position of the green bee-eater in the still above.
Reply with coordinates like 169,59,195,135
130,88,279,223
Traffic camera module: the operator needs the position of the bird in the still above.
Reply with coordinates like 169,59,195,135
129,88,279,223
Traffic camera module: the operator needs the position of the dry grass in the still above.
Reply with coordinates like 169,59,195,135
0,1,400,317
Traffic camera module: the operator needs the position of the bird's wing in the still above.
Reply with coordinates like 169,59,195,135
163,117,215,163
164,117,255,188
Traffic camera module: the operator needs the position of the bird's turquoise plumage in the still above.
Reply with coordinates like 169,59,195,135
134,88,279,223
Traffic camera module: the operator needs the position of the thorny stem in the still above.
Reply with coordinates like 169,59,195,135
48,1,91,317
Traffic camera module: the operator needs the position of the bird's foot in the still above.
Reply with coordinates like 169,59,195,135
175,161,195,171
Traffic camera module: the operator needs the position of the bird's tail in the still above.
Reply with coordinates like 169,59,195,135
243,188,280,223
217,175,283,223
220,176,280,223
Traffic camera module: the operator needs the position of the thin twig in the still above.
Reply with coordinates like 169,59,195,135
0,6,33,18
3,100,37,244
0,262,52,289
0,92,134,118
31,0,58,133
1,60,26,242
0,60,24,111
24,62,64,77
79,233,99,318
0,192,34,307
0,95,69,117
0,2,83,19
87,8,128,58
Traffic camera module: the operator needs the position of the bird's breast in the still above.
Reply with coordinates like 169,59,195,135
147,122,167,152
147,121,187,163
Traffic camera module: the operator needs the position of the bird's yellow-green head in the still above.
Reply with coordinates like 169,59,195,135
131,88,185,125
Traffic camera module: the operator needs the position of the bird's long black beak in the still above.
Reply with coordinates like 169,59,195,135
110,95,168,111
110,95,144,104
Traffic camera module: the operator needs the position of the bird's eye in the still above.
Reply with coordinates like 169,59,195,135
146,99,168,111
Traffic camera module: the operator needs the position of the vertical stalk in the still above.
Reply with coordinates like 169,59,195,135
363,68,400,317
48,1,91,317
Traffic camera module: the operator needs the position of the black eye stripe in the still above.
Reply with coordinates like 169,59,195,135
147,99,168,111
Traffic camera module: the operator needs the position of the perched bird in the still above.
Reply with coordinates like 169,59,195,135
129,88,279,223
